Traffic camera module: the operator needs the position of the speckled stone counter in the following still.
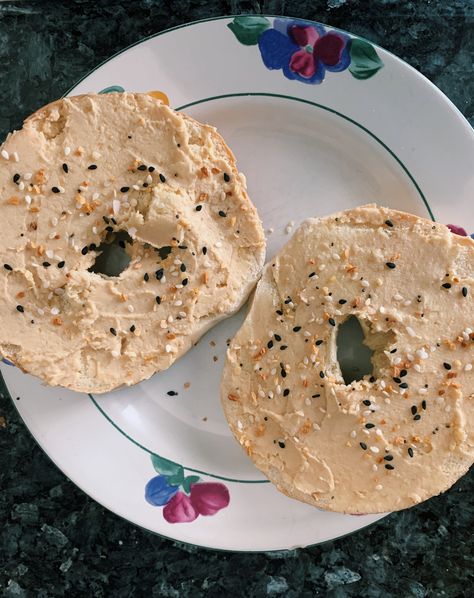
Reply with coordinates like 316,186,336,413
0,2,473,596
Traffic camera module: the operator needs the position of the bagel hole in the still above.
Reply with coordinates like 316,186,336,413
88,230,132,277
336,316,374,385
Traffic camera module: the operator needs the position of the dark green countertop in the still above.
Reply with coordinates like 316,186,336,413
0,2,473,596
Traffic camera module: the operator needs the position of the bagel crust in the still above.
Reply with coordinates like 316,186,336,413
221,204,473,513
0,93,265,392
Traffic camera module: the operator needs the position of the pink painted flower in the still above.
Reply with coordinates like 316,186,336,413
163,491,198,523
446,224,468,236
190,482,230,516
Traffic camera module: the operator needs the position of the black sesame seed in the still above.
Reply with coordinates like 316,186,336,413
319,371,325,379
338,299,347,305
385,464,395,470
167,391,178,396
386,262,396,269
369,376,376,383
283,388,290,397
218,210,227,218
157,246,172,260
443,362,451,370
88,164,97,170
399,382,409,389
278,440,286,449
280,345,288,350
359,442,367,450
442,283,451,289
284,298,292,304
383,455,393,461
120,186,130,193
42,261,51,268
462,287,468,297
144,273,149,282
267,340,274,349
308,272,316,278
105,226,114,233
390,348,397,353
195,205,202,212
281,368,287,378
178,245,187,250
13,173,20,184
362,400,371,406
223,172,230,182
421,400,427,410
182,278,189,286
328,318,336,327
400,369,407,377
202,246,207,255
156,296,161,304
110,327,117,336
276,309,283,316
413,414,421,421
111,218,117,225
148,166,155,172
293,326,301,332
137,164,147,171
393,377,402,384
365,423,375,429
155,268,164,280
408,447,414,458
385,219,393,227
52,186,60,194
312,394,321,398
57,261,65,268
62,163,68,173
411,405,417,415
159,173,166,183
16,305,24,313
315,339,324,346
3,264,13,271
274,334,282,342
81,246,88,255
130,325,136,333
103,216,110,224
180,263,186,272
142,182,149,188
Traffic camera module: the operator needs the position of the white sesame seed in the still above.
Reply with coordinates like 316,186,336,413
92,150,101,160
276,385,282,395
146,174,152,184
362,429,370,436
418,388,428,395
465,363,473,371
380,380,386,389
48,232,56,240
111,350,120,358
375,429,383,436
128,227,137,238
64,147,71,156
165,344,173,353
215,241,222,248
350,430,357,438
258,389,265,398
92,192,99,201
403,300,412,306
13,151,19,162
160,320,167,329
37,308,45,316
375,484,383,491
304,331,311,337
363,410,372,416
18,181,25,191
127,305,134,313
370,446,380,453
112,200,121,215
406,326,417,338
92,226,98,235
416,348,429,359
179,311,187,318
50,307,60,315
237,421,243,431
167,315,173,323
414,364,422,372
45,249,54,258
174,300,183,307
372,464,378,472
58,186,65,193
384,398,391,404
361,279,370,287
1,149,9,160
435,396,444,404
24,172,32,181
393,357,402,365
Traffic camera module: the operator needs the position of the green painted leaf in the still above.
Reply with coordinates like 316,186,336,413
166,469,186,486
151,454,183,478
182,475,201,494
349,38,384,80
98,85,125,94
227,16,271,46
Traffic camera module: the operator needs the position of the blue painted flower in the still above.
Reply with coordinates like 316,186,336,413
258,19,351,84
145,474,179,506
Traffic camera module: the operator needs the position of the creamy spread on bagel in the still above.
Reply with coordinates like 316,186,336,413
221,204,473,513
0,93,265,392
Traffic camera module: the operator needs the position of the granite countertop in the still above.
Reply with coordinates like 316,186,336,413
0,1,473,596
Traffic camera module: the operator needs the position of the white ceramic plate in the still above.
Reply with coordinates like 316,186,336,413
2,16,473,551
